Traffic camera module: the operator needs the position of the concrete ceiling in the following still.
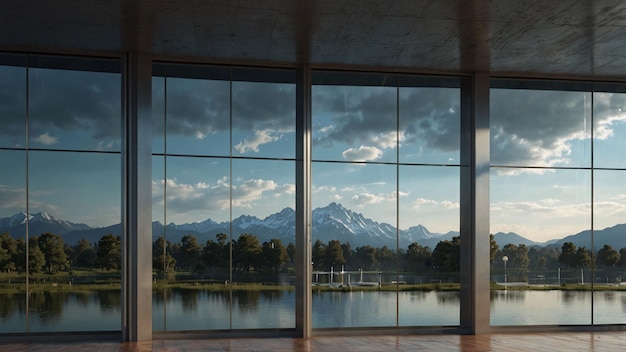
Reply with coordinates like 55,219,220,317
2,0,626,79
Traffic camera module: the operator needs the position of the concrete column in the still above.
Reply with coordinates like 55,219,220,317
122,52,152,341
460,72,491,334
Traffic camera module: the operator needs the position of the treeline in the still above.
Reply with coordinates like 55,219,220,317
0,232,121,274
3,230,626,276
491,241,626,271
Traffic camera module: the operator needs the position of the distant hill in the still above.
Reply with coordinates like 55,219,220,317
547,223,626,250
493,232,541,247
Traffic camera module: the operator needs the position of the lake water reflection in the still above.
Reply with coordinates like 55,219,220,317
2,289,625,333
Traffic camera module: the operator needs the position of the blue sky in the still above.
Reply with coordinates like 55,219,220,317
1,65,626,243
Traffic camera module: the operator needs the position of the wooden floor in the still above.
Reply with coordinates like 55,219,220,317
1,332,625,352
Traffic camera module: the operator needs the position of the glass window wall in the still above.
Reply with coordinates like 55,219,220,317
311,72,461,328
490,80,626,326
0,54,122,333
152,64,296,331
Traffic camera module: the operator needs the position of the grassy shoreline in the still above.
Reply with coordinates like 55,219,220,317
1,280,626,294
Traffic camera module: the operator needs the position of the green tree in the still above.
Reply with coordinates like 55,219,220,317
490,234,499,263
528,247,547,270
596,244,620,268
286,242,296,265
14,237,45,273
71,238,97,268
38,232,69,273
377,245,395,271
404,242,432,272
0,232,17,273
325,240,346,269
558,242,578,269
233,233,262,272
341,242,353,267
354,245,377,270
619,248,626,269
260,239,289,272
500,243,529,270
96,234,121,271
312,239,326,271
431,236,460,272
175,235,203,271
153,236,176,274
574,246,591,269
202,233,229,271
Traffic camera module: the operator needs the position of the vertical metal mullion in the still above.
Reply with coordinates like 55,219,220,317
228,70,234,331
590,85,595,325
295,65,312,337
395,82,400,328
162,67,168,332
25,55,30,334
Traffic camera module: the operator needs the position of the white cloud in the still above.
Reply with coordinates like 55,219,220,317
441,200,460,209
151,176,291,220
234,129,280,153
411,197,458,210
352,193,385,204
371,131,402,149
33,132,58,145
342,145,383,161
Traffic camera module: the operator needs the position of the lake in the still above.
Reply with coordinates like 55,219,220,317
1,289,625,333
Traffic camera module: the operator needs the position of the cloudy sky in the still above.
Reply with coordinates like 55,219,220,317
2,63,626,243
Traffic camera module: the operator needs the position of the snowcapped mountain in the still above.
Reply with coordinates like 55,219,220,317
0,211,91,239
0,204,452,248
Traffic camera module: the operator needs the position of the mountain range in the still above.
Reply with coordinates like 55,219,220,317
1,203,625,250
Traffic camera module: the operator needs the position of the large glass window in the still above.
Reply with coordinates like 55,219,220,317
592,86,626,325
152,64,296,331
311,72,461,328
0,54,122,333
490,80,626,326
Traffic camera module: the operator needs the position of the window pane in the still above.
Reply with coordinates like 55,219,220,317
151,155,166,331
165,77,230,156
155,156,231,331
27,151,121,332
490,168,591,325
491,88,591,168
0,150,27,333
398,166,459,326
593,92,626,168
0,63,26,149
593,170,626,325
231,159,295,329
28,68,121,152
152,76,165,155
399,87,460,165
312,83,398,162
232,81,295,159
312,162,397,328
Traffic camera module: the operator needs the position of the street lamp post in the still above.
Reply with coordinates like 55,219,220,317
502,255,509,289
